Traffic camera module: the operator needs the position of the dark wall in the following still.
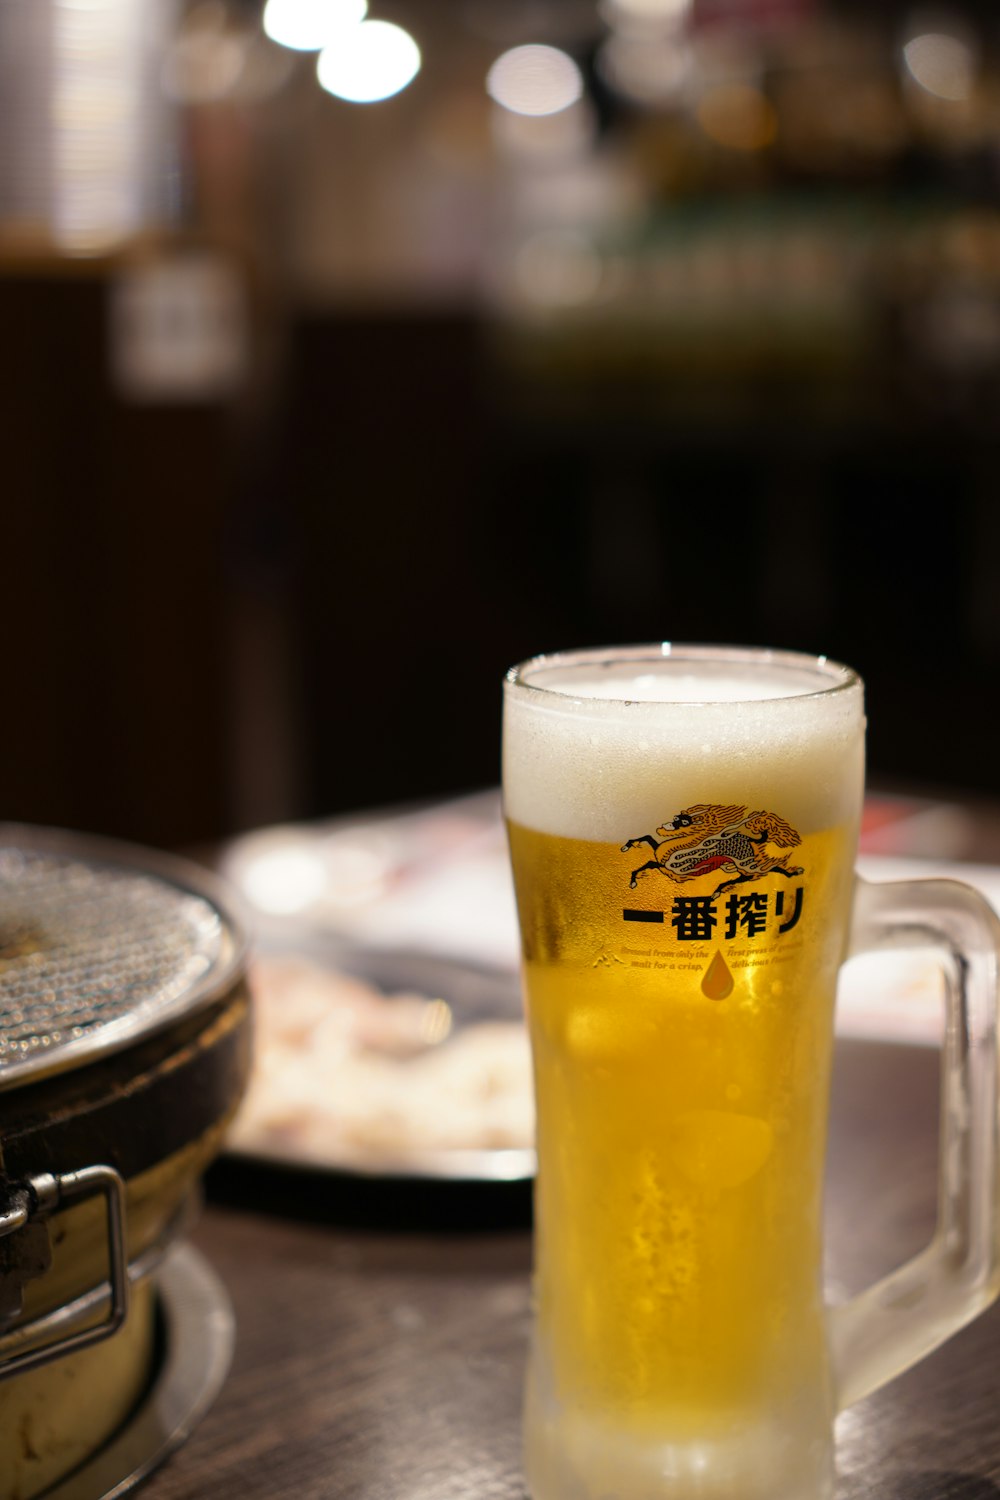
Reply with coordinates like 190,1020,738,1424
2,290,997,851
260,312,1000,821
0,271,232,850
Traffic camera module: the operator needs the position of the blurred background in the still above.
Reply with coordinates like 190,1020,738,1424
2,0,999,852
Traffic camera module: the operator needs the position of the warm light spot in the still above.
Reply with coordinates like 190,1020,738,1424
486,44,583,118
263,0,366,54
317,19,421,102
419,999,454,1046
697,83,777,151
903,32,976,102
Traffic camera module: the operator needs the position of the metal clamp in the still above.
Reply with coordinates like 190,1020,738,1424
0,1164,129,1383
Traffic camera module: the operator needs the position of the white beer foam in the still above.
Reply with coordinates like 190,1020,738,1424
528,663,826,702
503,655,865,842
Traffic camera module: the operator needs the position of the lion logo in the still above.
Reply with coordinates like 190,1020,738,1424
621,804,803,898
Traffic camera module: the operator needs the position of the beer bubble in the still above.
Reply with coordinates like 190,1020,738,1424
668,1110,774,1189
566,1004,636,1059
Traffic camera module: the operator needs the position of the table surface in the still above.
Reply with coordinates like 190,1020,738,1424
146,791,1000,1500
139,1037,1000,1500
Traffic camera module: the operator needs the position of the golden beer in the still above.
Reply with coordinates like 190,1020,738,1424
504,648,866,1500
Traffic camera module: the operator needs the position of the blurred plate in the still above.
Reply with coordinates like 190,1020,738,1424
227,943,535,1184
218,790,520,972
218,798,1000,1188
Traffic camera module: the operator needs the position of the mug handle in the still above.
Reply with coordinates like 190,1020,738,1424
830,875,1000,1412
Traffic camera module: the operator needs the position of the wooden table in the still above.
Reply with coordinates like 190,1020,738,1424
139,1037,1000,1500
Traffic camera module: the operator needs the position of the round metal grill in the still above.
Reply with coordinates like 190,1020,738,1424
0,834,236,1089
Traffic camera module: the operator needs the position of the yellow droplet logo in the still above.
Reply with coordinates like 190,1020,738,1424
701,949,734,1001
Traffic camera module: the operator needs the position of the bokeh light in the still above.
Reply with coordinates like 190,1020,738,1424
903,32,976,102
598,32,689,106
697,84,777,152
263,0,367,54
51,0,147,253
601,0,691,27
486,45,583,118
316,20,421,104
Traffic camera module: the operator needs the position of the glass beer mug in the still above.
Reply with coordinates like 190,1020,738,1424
502,645,1000,1500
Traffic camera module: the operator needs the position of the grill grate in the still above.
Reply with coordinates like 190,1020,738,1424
0,843,224,1086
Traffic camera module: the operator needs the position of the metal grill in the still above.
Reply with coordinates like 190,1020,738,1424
0,840,225,1088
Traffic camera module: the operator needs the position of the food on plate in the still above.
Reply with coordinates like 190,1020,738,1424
230,954,534,1165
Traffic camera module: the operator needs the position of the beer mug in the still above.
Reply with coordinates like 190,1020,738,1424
502,644,1000,1500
